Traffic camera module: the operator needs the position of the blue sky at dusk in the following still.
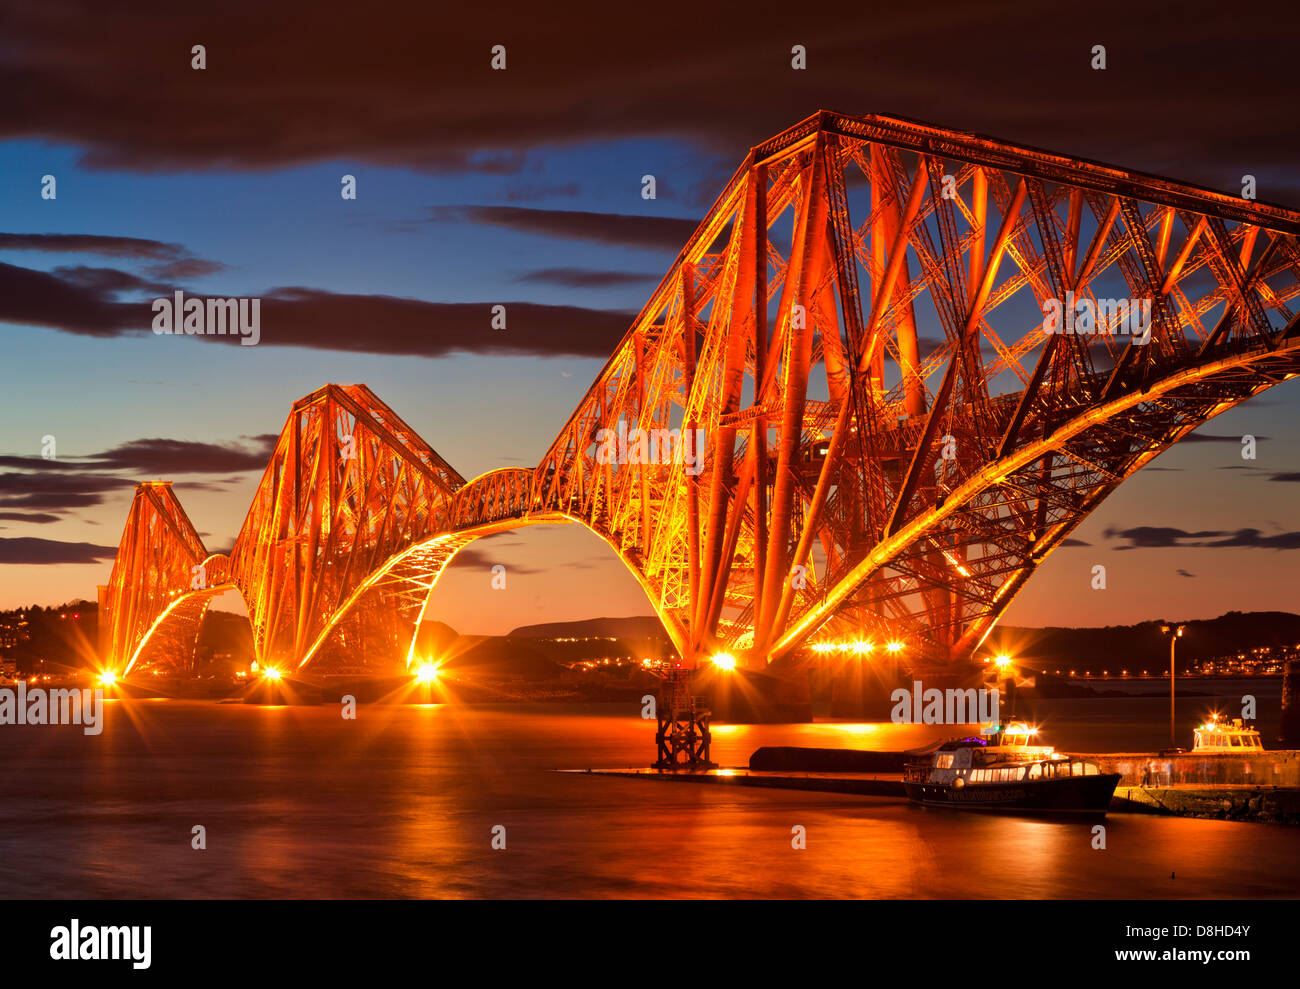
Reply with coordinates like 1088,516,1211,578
2,0,1298,634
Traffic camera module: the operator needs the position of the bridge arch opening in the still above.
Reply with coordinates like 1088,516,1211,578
124,578,250,678
412,521,677,670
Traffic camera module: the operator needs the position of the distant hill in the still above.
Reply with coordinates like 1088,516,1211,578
984,610,1300,671
419,615,674,678
438,635,567,678
507,615,668,640
200,609,255,661
411,620,458,657
194,609,1300,678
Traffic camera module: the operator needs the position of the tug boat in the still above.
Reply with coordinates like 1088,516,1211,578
903,722,1121,814
1192,714,1264,752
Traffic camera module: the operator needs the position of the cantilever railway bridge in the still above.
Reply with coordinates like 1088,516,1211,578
100,111,1300,676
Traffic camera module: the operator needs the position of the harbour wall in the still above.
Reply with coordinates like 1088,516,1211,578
1113,785,1300,824
1066,750,1300,786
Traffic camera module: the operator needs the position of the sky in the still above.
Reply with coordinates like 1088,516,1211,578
1,0,1298,634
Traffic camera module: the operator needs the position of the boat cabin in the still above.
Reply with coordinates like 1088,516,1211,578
1192,716,1264,753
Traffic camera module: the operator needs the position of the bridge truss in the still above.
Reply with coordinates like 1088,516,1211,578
101,111,1300,674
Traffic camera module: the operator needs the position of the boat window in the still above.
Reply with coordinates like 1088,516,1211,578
1085,764,1098,776
936,753,954,768
1029,763,1041,779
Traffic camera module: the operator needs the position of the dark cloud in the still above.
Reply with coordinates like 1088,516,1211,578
0,473,133,511
1104,525,1300,550
0,435,278,475
1059,538,1090,547
0,537,116,564
51,265,169,297
146,257,229,279
0,512,61,524
1268,472,1300,482
79,435,279,474
0,233,181,259
1176,569,1196,577
1181,433,1265,444
450,543,542,574
431,206,699,252
514,267,661,289
0,233,225,281
0,261,144,337
2,1,1298,208
1199,528,1300,550
0,260,633,358
236,289,632,358
1103,525,1224,548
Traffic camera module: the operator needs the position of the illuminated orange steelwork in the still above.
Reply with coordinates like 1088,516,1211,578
101,111,1300,673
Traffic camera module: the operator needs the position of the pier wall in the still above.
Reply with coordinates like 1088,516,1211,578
1068,750,1300,786
1113,785,1300,824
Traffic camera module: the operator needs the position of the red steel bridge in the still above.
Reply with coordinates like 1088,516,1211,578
100,111,1300,676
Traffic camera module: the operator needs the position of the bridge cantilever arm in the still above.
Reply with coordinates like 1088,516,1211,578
887,177,1025,538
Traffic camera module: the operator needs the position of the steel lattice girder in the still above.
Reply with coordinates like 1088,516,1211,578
102,112,1300,674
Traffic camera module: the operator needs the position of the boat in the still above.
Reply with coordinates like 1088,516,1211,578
903,722,1121,814
1192,714,1264,752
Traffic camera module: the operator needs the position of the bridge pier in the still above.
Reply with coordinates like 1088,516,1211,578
653,668,716,769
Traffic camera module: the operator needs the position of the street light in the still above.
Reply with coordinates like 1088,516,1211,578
1161,623,1185,748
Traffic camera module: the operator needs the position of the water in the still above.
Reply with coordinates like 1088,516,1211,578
1,695,1296,898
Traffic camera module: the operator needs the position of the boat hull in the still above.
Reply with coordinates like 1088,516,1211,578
905,772,1121,814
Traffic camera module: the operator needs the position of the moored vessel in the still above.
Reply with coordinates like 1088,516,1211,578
1192,714,1264,752
904,722,1121,814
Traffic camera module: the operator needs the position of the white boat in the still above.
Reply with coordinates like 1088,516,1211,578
1192,715,1264,752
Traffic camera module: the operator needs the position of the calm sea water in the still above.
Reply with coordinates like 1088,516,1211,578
1,686,1295,899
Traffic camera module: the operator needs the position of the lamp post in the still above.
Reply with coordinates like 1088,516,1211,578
1161,623,1186,748
994,654,1014,721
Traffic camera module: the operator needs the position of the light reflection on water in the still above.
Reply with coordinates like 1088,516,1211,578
0,699,1295,898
